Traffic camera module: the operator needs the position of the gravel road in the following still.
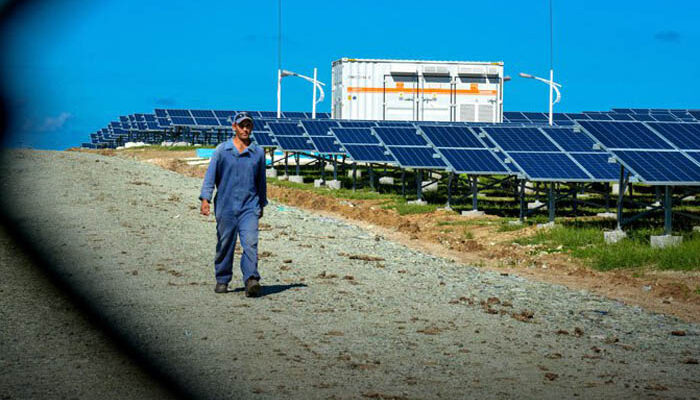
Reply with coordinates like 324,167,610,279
1,149,698,399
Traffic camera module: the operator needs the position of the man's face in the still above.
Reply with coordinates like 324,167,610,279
234,120,253,140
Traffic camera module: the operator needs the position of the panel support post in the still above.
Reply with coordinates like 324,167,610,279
446,172,454,209
295,153,300,176
471,175,478,211
616,165,626,230
548,182,555,223
519,180,526,223
369,165,375,191
320,158,325,181
604,182,610,213
401,170,406,197
664,185,672,235
572,184,578,216
352,163,357,191
284,152,289,176
333,155,338,181
416,170,423,201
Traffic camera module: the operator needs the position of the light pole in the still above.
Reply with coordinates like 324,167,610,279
519,72,561,126
276,68,326,118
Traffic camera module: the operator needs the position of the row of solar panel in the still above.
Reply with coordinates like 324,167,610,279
503,110,700,124
245,118,699,185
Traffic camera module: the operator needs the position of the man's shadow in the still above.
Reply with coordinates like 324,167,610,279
231,283,307,297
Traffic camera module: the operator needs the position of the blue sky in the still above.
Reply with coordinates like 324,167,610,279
1,0,699,149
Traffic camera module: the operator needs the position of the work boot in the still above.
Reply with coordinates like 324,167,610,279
245,278,261,298
214,283,228,294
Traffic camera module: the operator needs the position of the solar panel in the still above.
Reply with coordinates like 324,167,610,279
301,120,339,136
552,113,571,121
687,152,700,164
331,128,379,144
522,112,548,121
584,113,612,120
343,144,395,163
439,149,509,174
565,113,589,120
689,111,700,120
613,151,700,183
167,109,191,117
650,114,677,122
630,114,655,122
503,111,528,121
267,122,305,136
647,123,700,150
570,153,620,180
217,117,231,126
194,117,220,126
386,146,446,168
481,127,559,151
606,113,634,121
259,111,277,118
251,131,275,147
611,108,634,114
214,110,236,118
273,136,315,152
339,120,376,128
155,109,167,118
578,121,674,149
508,153,590,181
170,116,196,125
191,110,216,118
308,136,344,154
541,128,598,152
373,127,427,146
419,125,484,148
283,111,307,119
156,117,171,127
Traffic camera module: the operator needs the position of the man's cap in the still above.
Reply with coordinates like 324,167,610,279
233,112,253,125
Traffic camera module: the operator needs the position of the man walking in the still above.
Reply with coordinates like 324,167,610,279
199,112,267,297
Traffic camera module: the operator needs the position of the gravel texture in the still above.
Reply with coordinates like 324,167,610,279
1,149,699,399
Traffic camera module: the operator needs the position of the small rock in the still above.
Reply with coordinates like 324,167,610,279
544,373,558,381
671,330,686,336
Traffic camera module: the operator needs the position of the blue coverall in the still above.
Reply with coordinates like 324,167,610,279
199,139,267,286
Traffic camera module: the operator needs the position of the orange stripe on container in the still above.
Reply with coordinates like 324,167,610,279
347,86,496,95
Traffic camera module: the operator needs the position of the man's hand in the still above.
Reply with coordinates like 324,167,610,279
200,200,210,216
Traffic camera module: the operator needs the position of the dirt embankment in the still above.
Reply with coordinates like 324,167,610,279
94,148,700,322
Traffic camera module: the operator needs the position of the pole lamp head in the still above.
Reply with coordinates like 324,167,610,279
519,72,533,79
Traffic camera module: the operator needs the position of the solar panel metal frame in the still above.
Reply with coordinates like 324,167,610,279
576,120,700,185
417,125,512,174
370,127,448,169
478,126,611,182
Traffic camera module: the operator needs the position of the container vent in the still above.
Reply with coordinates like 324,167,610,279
478,104,494,122
423,66,450,76
458,66,486,76
459,104,476,122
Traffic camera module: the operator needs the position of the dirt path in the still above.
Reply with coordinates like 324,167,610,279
1,149,698,399
104,147,700,322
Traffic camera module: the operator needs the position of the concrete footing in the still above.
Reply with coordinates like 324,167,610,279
422,181,438,193
266,169,278,178
407,199,427,205
327,180,342,190
288,175,304,184
324,164,335,172
650,235,683,249
682,195,696,202
693,226,700,233
461,210,485,217
527,200,546,210
611,183,630,196
604,229,627,244
596,212,617,219
348,170,361,178
379,177,395,185
278,175,289,181
536,221,556,229
508,220,523,226
313,179,325,188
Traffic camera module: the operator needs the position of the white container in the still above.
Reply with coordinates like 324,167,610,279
332,58,504,122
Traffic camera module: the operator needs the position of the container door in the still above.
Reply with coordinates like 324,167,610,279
383,74,417,121
419,75,452,122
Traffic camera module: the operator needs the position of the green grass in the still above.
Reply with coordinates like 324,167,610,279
463,229,475,240
514,225,700,271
